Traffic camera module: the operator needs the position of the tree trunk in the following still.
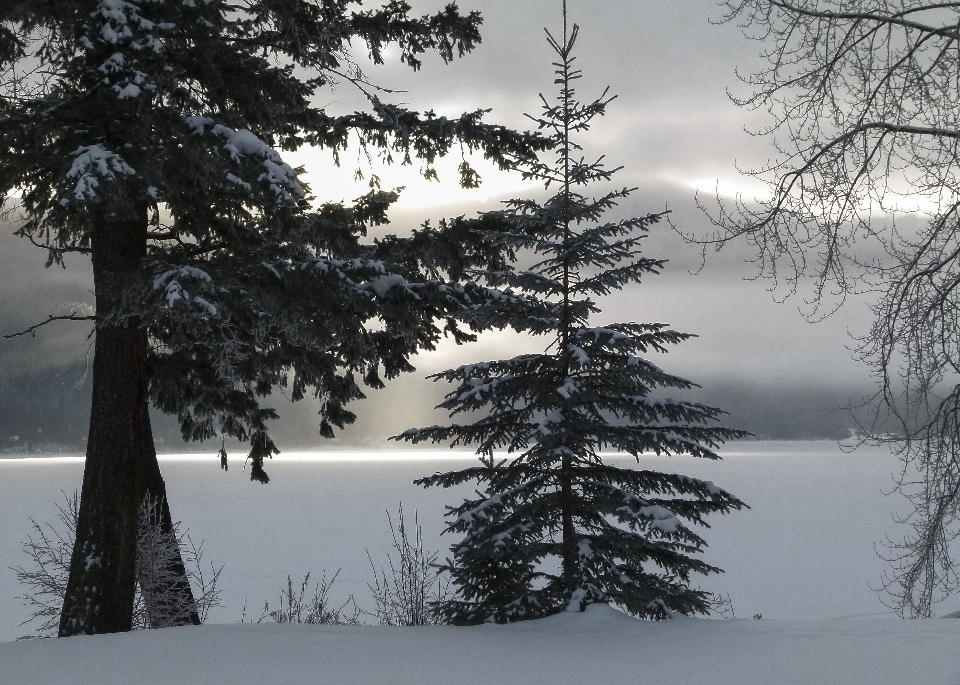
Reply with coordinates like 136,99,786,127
58,315,148,635
58,202,195,635
560,449,576,594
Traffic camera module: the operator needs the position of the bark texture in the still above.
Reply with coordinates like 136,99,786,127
59,330,146,631
59,203,197,634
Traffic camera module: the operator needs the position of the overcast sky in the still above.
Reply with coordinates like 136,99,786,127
0,1,885,447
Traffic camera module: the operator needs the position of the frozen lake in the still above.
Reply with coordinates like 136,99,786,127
0,441,925,642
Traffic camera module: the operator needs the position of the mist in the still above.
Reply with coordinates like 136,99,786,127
0,0,892,453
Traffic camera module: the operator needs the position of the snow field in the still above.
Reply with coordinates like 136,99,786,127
2,442,955,684
3,604,959,685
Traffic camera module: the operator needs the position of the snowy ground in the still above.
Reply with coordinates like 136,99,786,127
3,604,960,685
2,442,958,683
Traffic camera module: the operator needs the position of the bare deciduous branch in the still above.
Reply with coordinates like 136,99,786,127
3,313,96,339
712,1,960,615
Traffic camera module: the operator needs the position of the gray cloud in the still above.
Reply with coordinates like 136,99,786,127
0,1,888,448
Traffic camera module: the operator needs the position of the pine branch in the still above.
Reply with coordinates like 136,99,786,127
23,233,91,254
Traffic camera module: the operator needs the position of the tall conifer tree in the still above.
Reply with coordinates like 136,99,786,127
0,0,546,635
399,3,747,623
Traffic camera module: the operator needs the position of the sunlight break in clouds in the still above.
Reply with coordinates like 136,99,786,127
286,142,540,213
671,171,947,219
670,173,773,203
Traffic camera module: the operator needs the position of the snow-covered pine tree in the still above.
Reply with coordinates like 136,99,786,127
398,5,748,623
1,0,546,635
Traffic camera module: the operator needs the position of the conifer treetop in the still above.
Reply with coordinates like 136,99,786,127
399,2,747,623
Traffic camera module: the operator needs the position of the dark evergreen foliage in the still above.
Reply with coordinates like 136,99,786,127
0,0,549,477
398,7,747,624
1,0,548,635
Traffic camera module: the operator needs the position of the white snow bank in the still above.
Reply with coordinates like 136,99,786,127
2,604,958,685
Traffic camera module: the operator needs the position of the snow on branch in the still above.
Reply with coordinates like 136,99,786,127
152,265,218,315
183,117,305,202
60,145,136,204
94,0,170,52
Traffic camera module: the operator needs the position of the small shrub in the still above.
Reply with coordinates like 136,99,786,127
13,492,78,637
707,593,737,619
247,504,447,627
367,505,448,626
135,496,223,628
13,491,221,637
254,571,360,625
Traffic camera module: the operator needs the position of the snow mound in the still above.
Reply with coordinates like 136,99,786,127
3,614,959,685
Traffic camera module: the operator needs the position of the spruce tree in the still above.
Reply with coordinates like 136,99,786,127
0,0,546,635
398,5,748,623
